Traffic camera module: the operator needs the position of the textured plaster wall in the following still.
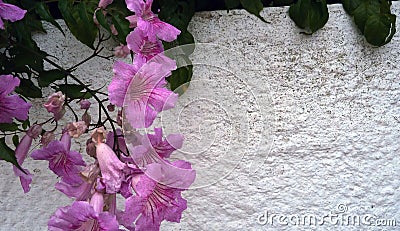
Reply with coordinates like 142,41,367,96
1,3,400,231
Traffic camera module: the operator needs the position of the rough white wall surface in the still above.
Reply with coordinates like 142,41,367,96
1,3,400,231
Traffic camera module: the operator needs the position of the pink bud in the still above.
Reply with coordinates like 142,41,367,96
41,131,55,147
54,107,66,121
86,138,97,158
91,128,107,143
113,44,130,58
66,121,87,138
44,91,65,114
117,110,122,127
80,100,91,110
107,104,115,112
110,24,118,35
82,112,91,126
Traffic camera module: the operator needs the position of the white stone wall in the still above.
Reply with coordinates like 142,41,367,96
1,3,400,230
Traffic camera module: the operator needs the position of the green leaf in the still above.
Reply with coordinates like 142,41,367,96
353,0,380,33
364,13,396,46
15,79,42,98
58,0,97,49
55,84,92,99
342,0,362,15
0,123,19,132
0,137,26,173
95,9,111,34
35,2,65,35
167,64,193,92
289,0,329,34
225,0,240,10
21,119,30,130
38,69,66,87
111,14,131,44
240,0,267,23
12,135,19,147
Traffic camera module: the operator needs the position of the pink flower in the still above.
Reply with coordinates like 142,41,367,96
0,1,27,29
44,91,65,120
56,163,100,201
126,28,163,61
31,132,86,185
131,127,183,167
48,199,119,231
13,125,42,193
125,0,180,42
113,44,130,58
95,132,126,193
108,56,178,128
120,161,195,230
0,75,31,123
66,121,87,138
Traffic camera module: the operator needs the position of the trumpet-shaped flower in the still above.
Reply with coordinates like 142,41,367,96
126,28,163,61
0,1,27,29
0,75,31,123
31,133,86,185
120,161,196,230
108,55,177,128
13,125,42,193
131,127,183,167
125,0,180,42
48,198,119,231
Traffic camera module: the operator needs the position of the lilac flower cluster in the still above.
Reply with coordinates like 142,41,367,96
1,0,195,230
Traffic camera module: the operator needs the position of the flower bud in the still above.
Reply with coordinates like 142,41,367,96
91,127,107,144
44,91,65,114
79,100,91,110
41,131,55,147
82,111,91,126
86,138,97,158
117,110,122,127
110,24,118,35
114,45,130,58
107,104,115,112
66,121,87,138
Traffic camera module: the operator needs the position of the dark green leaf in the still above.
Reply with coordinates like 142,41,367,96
55,84,92,99
342,0,362,15
15,79,42,98
225,0,240,10
21,120,30,130
353,0,380,33
0,123,19,132
167,65,193,92
12,135,19,147
0,137,26,173
38,69,66,87
35,2,65,35
240,0,267,23
59,0,97,49
95,9,111,34
364,13,396,46
111,14,131,44
289,0,329,34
